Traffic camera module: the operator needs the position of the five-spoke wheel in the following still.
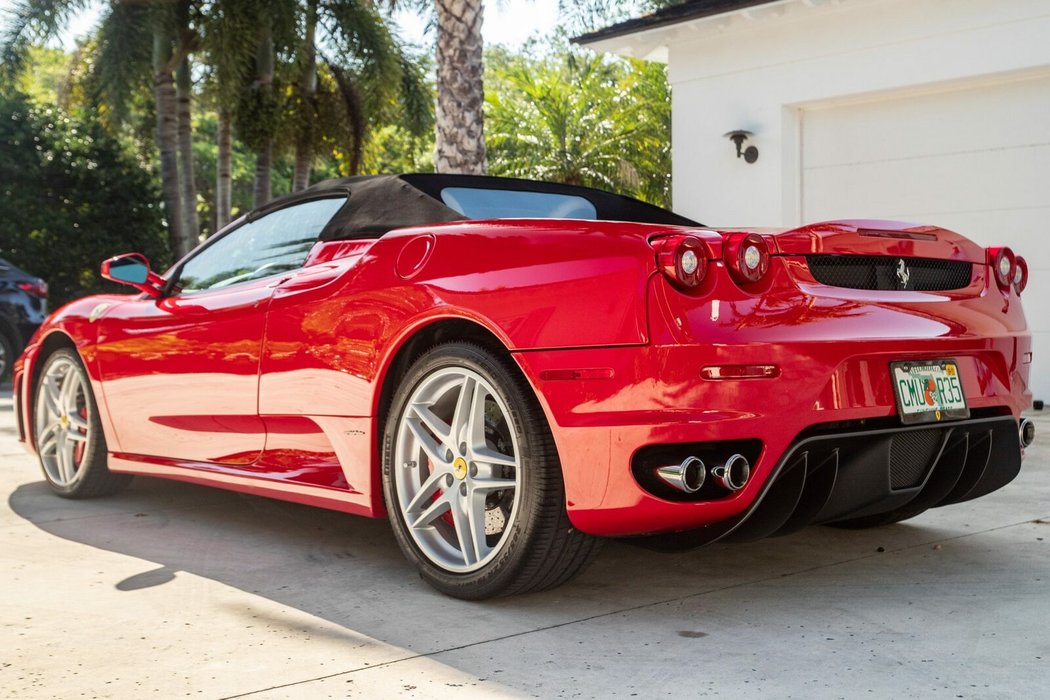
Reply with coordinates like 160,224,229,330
394,366,521,573
33,349,130,498
383,343,600,599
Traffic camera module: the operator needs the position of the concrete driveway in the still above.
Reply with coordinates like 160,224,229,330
2,387,1048,698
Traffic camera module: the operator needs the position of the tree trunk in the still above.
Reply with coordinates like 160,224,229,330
435,0,486,174
292,0,318,192
327,63,365,175
176,56,199,246
215,108,232,231
153,30,186,258
253,141,272,208
292,140,312,193
253,28,275,207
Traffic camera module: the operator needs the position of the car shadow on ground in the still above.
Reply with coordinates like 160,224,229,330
6,379,1049,695
7,469,1011,658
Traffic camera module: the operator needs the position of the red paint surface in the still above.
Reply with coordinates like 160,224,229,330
14,219,1032,536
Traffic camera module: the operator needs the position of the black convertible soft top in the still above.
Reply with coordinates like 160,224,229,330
247,174,700,241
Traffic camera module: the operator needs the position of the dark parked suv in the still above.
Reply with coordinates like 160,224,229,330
0,258,48,380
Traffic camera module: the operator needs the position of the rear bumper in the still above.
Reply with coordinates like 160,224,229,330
642,414,1022,549
516,333,1031,537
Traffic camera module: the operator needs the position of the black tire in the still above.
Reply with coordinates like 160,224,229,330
33,348,132,498
382,342,601,599
0,330,14,381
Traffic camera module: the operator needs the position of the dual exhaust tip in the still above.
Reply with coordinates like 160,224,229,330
657,420,1034,496
656,454,751,494
1020,418,1036,448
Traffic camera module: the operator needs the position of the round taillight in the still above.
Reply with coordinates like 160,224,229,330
654,235,707,288
680,248,699,275
988,246,1015,290
1014,256,1028,294
724,232,770,285
998,254,1012,281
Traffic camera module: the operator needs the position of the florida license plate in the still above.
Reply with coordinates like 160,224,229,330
891,360,969,425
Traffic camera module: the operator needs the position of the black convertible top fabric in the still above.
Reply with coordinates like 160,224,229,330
248,174,699,241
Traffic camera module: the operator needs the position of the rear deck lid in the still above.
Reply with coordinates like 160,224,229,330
772,219,986,263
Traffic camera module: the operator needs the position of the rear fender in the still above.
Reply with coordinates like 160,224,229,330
365,220,683,349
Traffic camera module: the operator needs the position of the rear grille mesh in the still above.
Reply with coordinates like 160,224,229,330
889,429,942,489
807,255,972,291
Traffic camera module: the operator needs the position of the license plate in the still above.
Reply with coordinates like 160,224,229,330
890,359,969,425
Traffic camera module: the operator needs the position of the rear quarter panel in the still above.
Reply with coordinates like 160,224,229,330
259,220,677,418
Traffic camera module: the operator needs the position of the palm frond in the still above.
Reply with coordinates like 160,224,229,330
322,0,401,102
202,0,264,109
324,60,365,174
1,0,89,78
92,3,152,120
396,47,432,136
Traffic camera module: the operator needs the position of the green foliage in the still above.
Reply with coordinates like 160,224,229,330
91,0,153,121
486,41,671,206
0,0,91,77
236,75,284,151
361,124,435,174
15,45,71,105
190,108,345,236
192,111,257,235
3,0,678,264
0,89,169,306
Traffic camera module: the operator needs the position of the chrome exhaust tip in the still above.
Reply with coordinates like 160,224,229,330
1020,418,1036,448
656,456,706,494
711,454,750,492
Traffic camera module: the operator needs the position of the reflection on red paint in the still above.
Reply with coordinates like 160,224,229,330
13,217,1032,537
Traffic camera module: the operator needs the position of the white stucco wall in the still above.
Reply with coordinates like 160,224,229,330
660,0,1050,225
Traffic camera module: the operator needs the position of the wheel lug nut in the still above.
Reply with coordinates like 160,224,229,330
459,442,467,455
445,474,454,487
459,483,467,496
445,449,453,461
469,463,477,477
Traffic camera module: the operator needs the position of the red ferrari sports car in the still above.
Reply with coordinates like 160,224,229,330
13,174,1036,599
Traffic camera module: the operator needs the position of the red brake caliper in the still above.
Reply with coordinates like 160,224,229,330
73,406,88,464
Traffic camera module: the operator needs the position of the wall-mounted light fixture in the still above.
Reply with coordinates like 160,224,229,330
724,130,759,164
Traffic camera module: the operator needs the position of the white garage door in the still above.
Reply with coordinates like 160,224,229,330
801,74,1050,403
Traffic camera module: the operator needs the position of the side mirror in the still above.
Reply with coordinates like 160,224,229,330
101,253,164,298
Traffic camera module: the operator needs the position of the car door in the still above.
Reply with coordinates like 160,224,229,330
94,197,347,465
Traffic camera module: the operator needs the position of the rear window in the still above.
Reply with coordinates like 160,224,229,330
440,187,598,220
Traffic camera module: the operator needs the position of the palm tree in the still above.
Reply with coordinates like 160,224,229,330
487,47,672,205
200,0,260,228
292,0,320,191
153,18,187,255
434,0,486,174
99,0,196,258
175,2,200,246
211,106,234,230
3,0,198,257
4,0,433,231
285,0,432,189
249,23,276,207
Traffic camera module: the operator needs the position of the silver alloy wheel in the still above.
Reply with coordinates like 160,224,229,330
393,367,521,573
34,354,92,487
